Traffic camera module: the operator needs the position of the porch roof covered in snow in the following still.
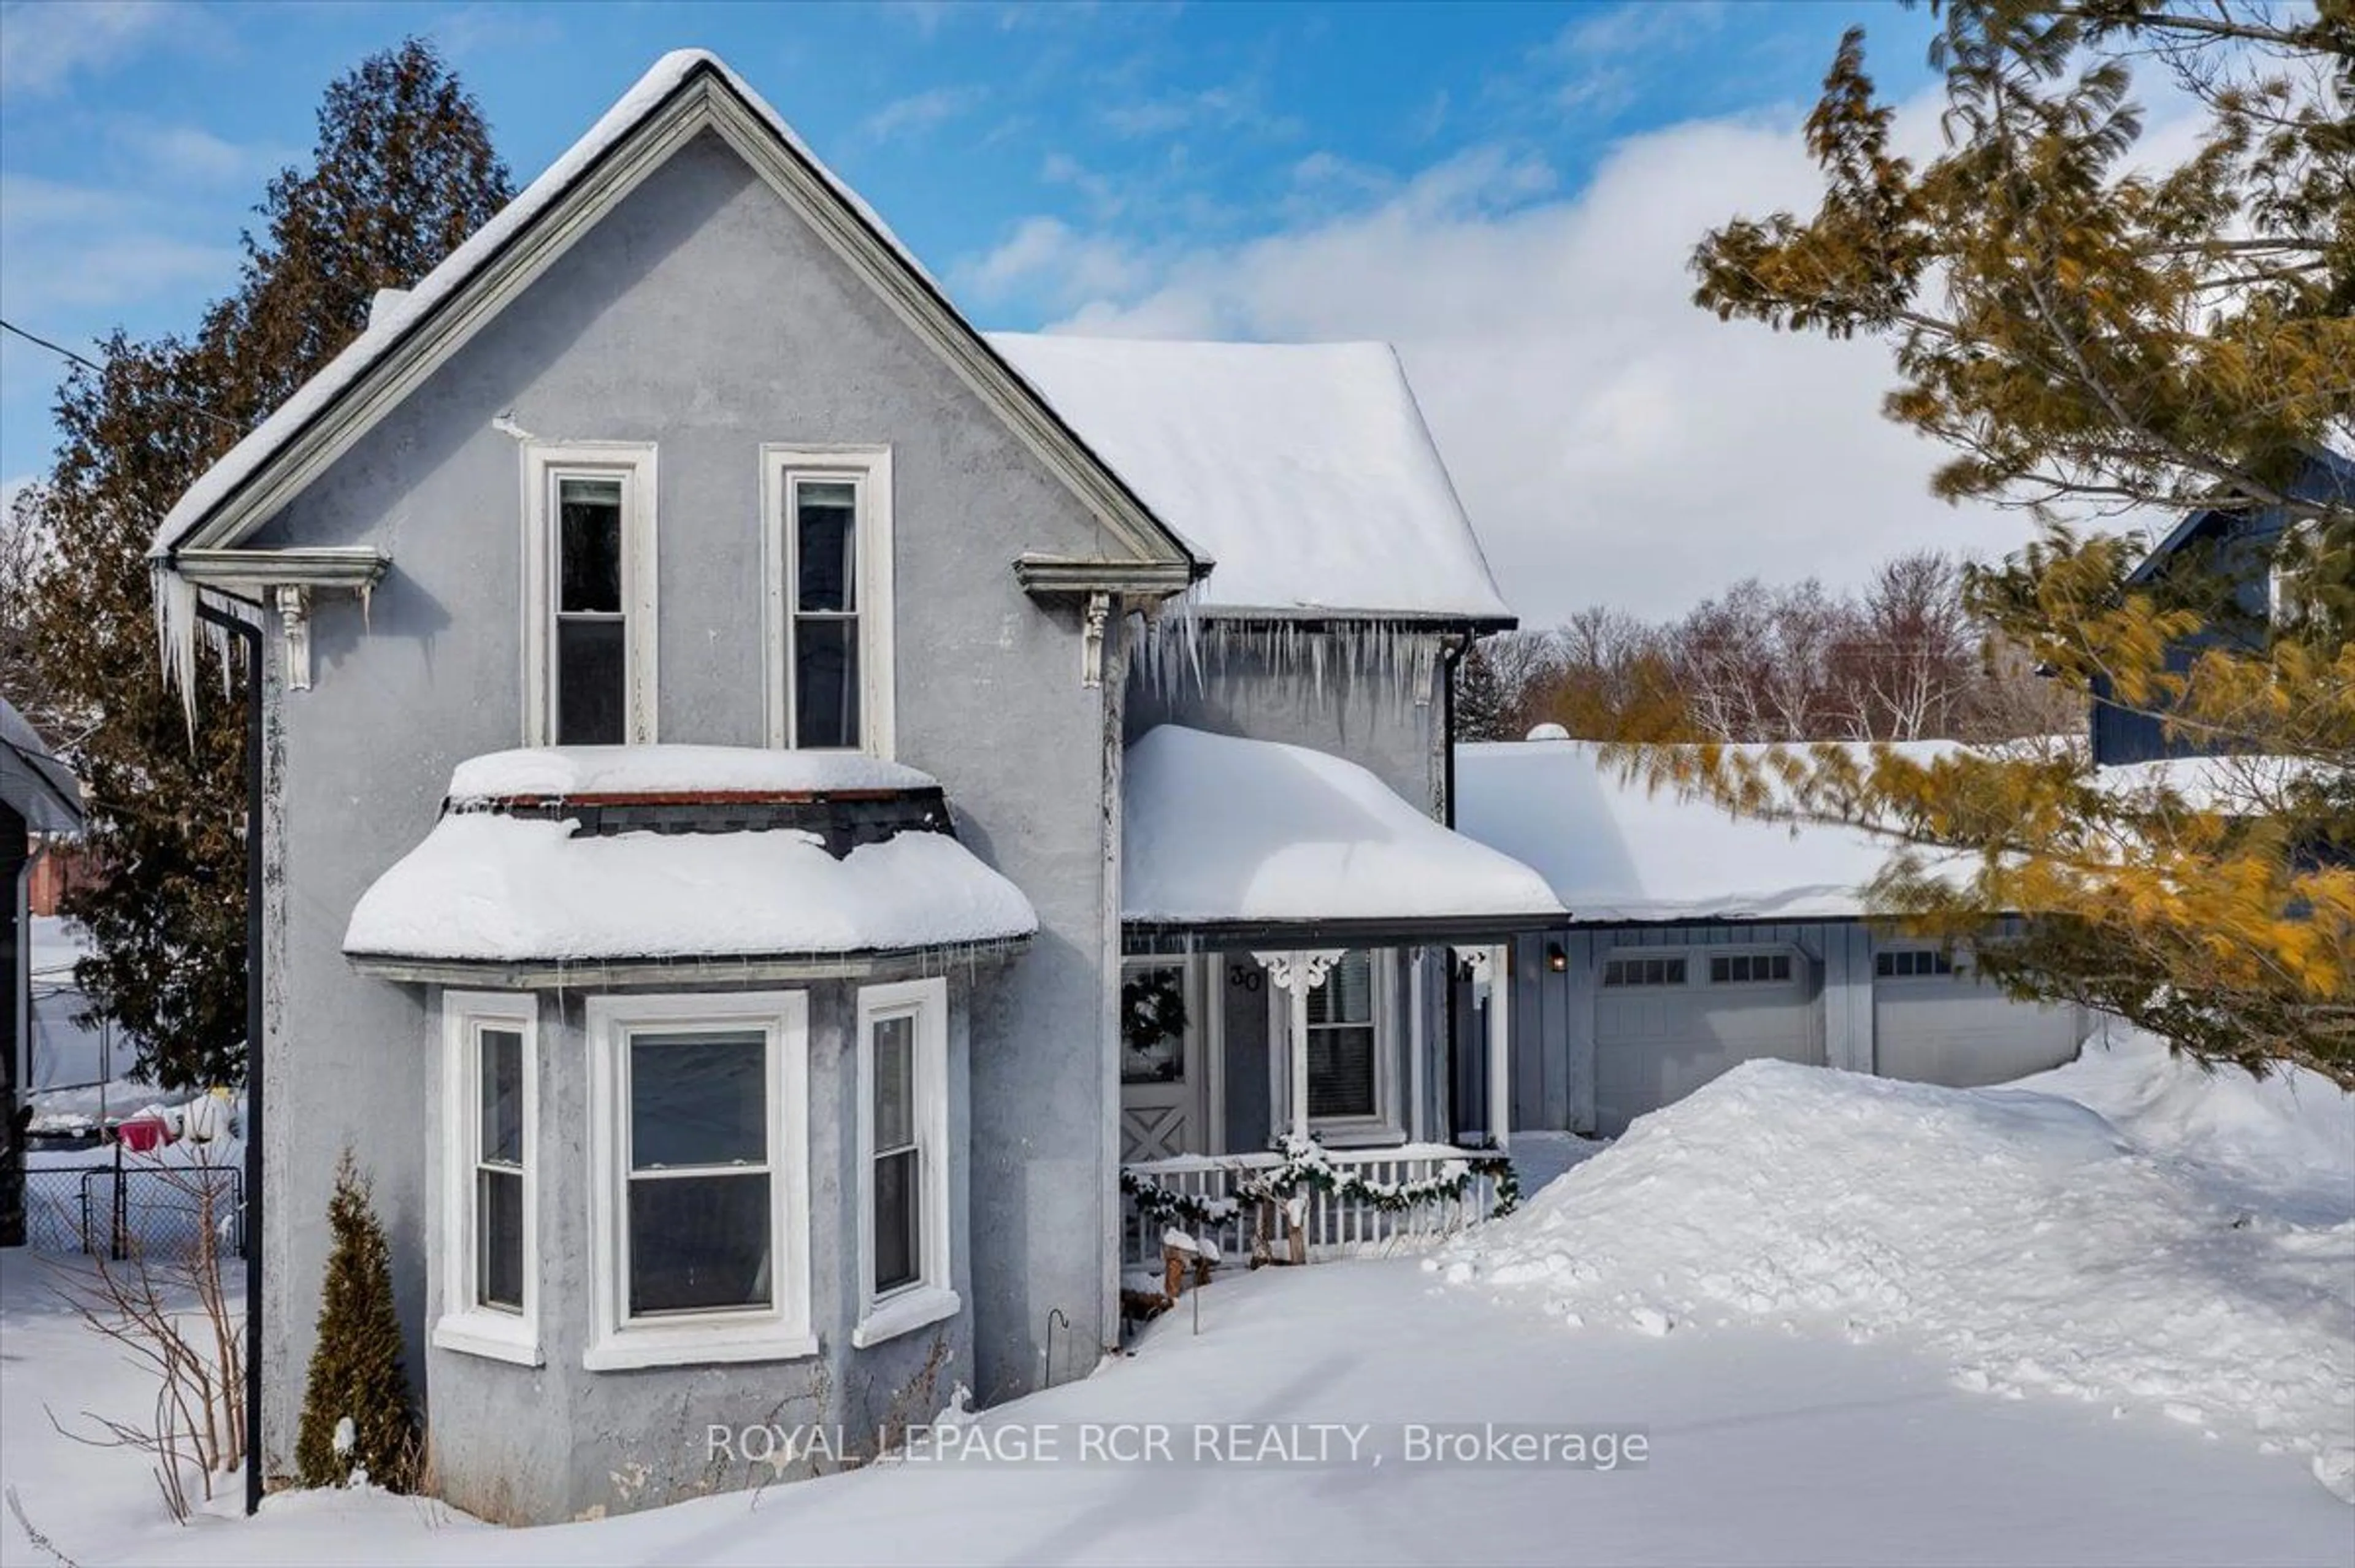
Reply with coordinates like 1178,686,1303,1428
1121,725,1563,949
343,748,1036,988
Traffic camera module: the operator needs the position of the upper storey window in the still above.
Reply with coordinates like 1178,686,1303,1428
524,444,657,746
764,447,894,757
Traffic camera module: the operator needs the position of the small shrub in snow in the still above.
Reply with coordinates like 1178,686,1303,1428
294,1152,418,1491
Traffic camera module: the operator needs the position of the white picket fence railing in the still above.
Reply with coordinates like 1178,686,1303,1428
1121,1144,1501,1269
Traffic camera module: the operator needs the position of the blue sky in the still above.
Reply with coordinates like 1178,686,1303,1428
1,1,1978,621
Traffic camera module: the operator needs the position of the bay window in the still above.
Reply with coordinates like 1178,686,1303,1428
764,446,894,757
434,992,539,1365
584,993,811,1370
853,977,956,1348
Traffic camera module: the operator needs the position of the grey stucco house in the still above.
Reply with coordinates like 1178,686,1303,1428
1455,738,2086,1137
148,51,1560,1524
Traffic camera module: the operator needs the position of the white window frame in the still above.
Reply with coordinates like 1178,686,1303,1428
432,991,541,1366
761,445,895,759
852,977,958,1349
1269,949,1401,1145
583,992,812,1371
521,442,659,746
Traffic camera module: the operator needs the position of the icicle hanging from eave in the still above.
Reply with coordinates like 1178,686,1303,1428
151,564,261,743
1132,610,1426,712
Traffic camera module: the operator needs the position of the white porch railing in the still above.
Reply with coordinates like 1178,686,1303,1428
1120,1144,1502,1269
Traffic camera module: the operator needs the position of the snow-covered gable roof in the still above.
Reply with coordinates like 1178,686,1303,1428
1123,725,1560,930
992,334,1512,622
150,51,1187,578
1454,740,1939,924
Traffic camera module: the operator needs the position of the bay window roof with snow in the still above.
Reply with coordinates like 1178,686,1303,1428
343,747,1036,985
1122,725,1563,947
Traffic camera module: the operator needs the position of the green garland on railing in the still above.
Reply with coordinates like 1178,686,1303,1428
1121,1136,1520,1230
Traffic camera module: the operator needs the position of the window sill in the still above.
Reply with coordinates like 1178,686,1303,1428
1310,1122,1407,1151
432,1311,543,1368
851,1284,960,1350
583,1321,818,1372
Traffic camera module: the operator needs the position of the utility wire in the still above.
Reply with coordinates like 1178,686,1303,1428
0,316,245,434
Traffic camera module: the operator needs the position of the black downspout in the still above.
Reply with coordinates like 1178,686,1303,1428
196,598,266,1518
1439,635,1464,1142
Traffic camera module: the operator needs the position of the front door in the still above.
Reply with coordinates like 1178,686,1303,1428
1119,957,1204,1161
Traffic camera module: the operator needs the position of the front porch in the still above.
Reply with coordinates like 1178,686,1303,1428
1117,942,1522,1263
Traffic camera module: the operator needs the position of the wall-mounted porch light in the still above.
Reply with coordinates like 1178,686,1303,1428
1545,941,1569,973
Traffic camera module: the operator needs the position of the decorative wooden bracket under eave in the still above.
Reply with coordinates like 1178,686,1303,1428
169,546,391,693
1013,553,1206,690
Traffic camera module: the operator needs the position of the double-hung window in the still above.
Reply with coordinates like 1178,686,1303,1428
524,444,657,746
584,993,811,1370
764,446,894,757
854,978,957,1348
434,992,539,1365
1303,950,1385,1126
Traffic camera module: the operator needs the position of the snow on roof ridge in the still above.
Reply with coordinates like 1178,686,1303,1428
152,49,933,558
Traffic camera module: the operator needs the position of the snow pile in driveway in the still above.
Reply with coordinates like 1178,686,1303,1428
1434,1055,2355,1497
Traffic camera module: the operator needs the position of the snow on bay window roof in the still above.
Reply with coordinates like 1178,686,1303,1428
989,334,1512,622
344,748,1035,968
446,744,934,805
1122,725,1561,929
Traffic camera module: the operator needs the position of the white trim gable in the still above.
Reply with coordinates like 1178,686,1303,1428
153,53,1197,589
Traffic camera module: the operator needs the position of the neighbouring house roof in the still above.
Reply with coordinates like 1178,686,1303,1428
1454,739,1948,925
343,748,1036,972
1,695,82,833
148,50,1194,587
2126,445,2355,584
991,333,1512,624
1122,725,1561,941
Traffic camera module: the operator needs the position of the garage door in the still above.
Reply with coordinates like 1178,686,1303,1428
1872,948,2080,1087
1593,949,1819,1136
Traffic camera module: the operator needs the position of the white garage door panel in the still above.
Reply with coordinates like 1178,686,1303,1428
1874,975,2080,1087
1595,981,1818,1136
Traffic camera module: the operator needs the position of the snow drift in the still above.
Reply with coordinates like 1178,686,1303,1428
1436,1036,2355,1497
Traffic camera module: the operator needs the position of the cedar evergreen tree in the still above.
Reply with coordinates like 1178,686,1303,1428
17,41,511,1088
1645,0,2354,1081
295,1152,419,1490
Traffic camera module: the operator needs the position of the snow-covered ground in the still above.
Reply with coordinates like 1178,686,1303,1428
1438,1027,2355,1501
4,1029,2348,1567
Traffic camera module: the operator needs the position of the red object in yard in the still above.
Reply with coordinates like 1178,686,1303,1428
115,1117,172,1153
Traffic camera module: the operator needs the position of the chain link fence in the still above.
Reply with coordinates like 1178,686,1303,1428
21,1163,244,1260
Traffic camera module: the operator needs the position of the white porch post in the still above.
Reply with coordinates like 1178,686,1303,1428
1487,943,1512,1152
1407,950,1426,1145
1255,950,1341,1144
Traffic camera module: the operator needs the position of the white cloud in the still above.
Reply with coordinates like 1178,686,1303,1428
862,85,986,143
974,100,2053,625
0,0,169,93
